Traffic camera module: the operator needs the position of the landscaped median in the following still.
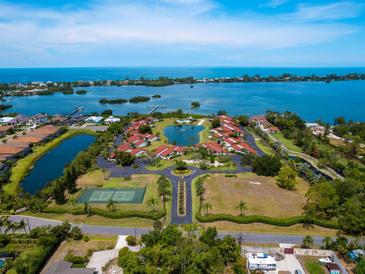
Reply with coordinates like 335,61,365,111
196,214,339,229
3,129,98,194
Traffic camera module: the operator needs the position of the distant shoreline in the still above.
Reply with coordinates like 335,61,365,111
1,72,365,97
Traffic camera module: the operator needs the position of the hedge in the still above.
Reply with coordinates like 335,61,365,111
196,214,339,229
44,207,164,220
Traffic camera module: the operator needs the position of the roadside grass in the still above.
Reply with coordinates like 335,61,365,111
202,172,308,218
199,222,337,237
3,129,97,195
272,132,303,153
23,212,155,228
302,256,326,274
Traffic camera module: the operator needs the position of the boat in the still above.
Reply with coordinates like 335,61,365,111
319,257,334,264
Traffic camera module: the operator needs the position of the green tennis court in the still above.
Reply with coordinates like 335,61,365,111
77,188,146,203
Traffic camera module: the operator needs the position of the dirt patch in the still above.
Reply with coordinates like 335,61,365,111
204,173,308,217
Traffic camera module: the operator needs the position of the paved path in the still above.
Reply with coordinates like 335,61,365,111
8,215,330,245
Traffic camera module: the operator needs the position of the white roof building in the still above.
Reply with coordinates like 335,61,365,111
0,117,16,124
104,116,121,124
85,116,104,124
246,253,277,271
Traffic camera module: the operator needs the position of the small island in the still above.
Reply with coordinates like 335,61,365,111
191,101,200,108
76,89,87,95
129,96,150,103
99,98,128,104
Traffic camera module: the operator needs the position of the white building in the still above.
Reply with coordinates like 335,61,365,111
246,253,277,271
85,116,104,124
104,116,121,124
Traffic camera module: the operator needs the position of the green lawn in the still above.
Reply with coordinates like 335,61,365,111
272,132,303,153
303,257,325,274
3,129,97,195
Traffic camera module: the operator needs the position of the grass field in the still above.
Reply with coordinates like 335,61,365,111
272,132,303,153
3,129,97,195
201,173,308,217
300,256,326,274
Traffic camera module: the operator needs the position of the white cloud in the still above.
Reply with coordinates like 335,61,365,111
0,0,361,66
285,1,364,21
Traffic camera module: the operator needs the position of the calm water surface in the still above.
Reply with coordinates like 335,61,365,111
21,134,96,194
4,81,365,122
164,125,204,146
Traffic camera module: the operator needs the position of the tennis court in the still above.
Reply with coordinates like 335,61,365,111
77,188,146,203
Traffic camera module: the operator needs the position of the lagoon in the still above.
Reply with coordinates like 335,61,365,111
21,134,96,194
164,125,204,146
4,80,365,122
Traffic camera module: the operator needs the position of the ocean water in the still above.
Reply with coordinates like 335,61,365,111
1,67,365,83
4,81,365,122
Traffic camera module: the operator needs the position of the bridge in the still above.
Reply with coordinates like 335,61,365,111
147,105,166,115
67,107,84,117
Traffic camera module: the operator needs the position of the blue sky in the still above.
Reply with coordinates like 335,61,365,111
0,0,364,67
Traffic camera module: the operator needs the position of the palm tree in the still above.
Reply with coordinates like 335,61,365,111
6,222,16,235
202,202,212,215
236,200,247,216
147,197,158,212
1,216,11,235
18,220,27,234
106,198,116,211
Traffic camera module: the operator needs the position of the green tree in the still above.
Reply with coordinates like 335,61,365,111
106,198,116,211
157,176,171,213
302,235,314,249
236,200,247,216
202,202,212,215
147,197,158,212
356,258,365,274
237,115,249,127
212,117,221,128
252,155,282,176
277,165,297,190
114,151,135,166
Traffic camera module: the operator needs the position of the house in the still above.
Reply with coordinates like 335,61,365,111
154,145,184,159
45,260,95,274
326,263,341,274
14,114,30,126
305,123,327,136
129,148,147,157
85,116,104,124
200,142,227,155
0,145,30,160
29,114,48,126
249,115,280,133
246,253,277,271
104,116,121,124
0,117,16,126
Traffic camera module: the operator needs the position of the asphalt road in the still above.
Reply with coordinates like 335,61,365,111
8,215,328,245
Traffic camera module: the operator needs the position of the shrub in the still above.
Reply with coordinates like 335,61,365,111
69,227,83,240
126,235,137,246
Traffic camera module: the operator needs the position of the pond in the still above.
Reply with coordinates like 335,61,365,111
164,125,204,146
21,134,96,194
